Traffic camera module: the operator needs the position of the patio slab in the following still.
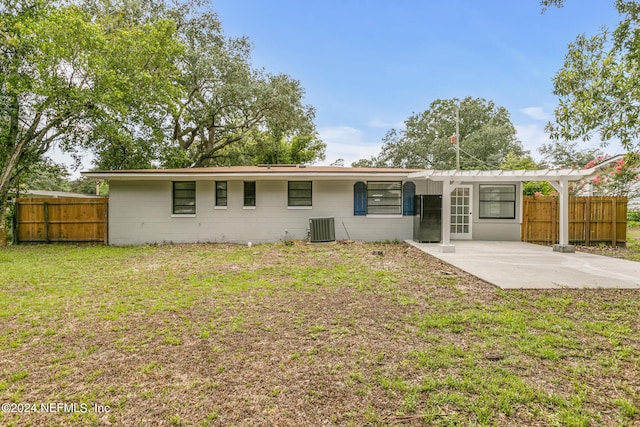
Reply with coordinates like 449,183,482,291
406,240,640,289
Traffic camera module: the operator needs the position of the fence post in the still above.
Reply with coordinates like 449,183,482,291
611,197,617,247
43,202,49,243
521,197,528,242
584,198,591,246
12,202,18,245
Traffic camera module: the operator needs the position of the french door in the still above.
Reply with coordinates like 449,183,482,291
450,186,472,240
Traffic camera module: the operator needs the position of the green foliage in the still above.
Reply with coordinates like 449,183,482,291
547,1,640,152
500,152,544,170
0,0,182,243
540,0,564,11
18,160,71,192
538,140,603,168
628,210,640,222
523,181,556,196
0,0,324,246
69,176,109,196
499,152,556,195
164,9,322,167
4,200,14,244
575,154,640,197
220,132,325,166
353,97,524,169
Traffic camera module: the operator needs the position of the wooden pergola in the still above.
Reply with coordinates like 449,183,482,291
407,168,595,253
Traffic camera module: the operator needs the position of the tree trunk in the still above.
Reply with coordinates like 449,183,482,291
0,187,9,246
0,137,29,246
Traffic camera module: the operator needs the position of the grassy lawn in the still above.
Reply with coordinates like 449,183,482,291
0,242,639,426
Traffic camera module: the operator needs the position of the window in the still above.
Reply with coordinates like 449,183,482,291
244,181,256,207
479,184,516,219
173,181,196,214
367,181,402,215
215,181,227,207
288,181,312,206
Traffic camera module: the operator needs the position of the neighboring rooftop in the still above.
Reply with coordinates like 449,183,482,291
17,190,103,199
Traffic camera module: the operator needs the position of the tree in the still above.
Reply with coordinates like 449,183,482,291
499,152,556,195
69,176,109,196
500,152,544,170
0,0,182,244
82,0,324,169
1,0,323,245
353,97,524,169
158,2,322,168
219,131,325,166
538,140,603,168
19,160,71,192
540,0,565,10
574,154,640,197
545,1,640,152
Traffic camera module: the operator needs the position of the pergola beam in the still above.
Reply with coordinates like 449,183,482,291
407,169,593,254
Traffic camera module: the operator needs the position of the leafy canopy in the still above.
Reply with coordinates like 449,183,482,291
0,0,183,243
545,0,640,152
0,0,324,244
79,0,324,170
354,97,524,170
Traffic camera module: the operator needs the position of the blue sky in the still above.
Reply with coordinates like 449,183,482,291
210,0,625,166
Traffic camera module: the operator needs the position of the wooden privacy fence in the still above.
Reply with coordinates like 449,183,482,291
521,196,627,246
13,197,108,244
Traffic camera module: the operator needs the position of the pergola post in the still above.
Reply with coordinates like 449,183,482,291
440,180,455,253
550,177,575,253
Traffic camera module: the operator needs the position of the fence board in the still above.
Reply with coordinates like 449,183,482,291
521,196,627,246
15,198,108,244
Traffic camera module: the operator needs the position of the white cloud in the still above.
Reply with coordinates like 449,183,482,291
366,119,404,129
317,126,382,166
520,106,552,121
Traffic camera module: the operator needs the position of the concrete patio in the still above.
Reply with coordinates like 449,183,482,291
406,240,640,289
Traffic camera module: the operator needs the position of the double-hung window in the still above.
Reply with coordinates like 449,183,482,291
215,181,227,207
173,181,196,214
479,184,516,219
244,181,256,207
288,181,312,207
367,181,402,215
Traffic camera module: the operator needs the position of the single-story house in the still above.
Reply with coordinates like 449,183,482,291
82,165,594,252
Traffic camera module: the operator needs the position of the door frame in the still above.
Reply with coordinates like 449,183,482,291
450,185,473,240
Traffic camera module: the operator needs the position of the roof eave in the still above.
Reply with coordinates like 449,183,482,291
81,171,418,180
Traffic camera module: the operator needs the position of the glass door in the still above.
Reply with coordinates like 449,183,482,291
450,186,472,239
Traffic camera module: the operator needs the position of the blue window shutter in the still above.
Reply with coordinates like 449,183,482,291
403,181,415,216
354,182,367,216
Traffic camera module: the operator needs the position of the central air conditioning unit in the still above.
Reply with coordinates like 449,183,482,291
309,217,335,243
